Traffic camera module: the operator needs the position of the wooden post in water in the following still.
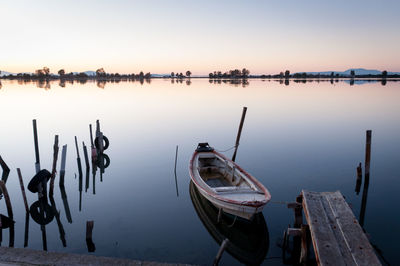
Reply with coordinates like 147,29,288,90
32,119,41,173
49,135,59,197
59,145,67,187
359,130,372,227
17,168,29,213
89,124,97,162
213,238,229,266
232,107,247,162
0,155,10,173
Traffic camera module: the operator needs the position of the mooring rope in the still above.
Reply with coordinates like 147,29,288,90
215,145,237,153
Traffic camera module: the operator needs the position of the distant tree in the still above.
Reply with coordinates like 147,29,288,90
179,72,183,78
350,70,355,77
209,73,214,78
43,67,50,76
382,70,387,78
242,68,250,77
171,72,175,78
58,69,65,76
279,72,284,78
186,70,192,78
284,70,290,79
330,72,334,77
217,71,222,78
96,68,106,77
35,69,45,77
144,72,151,79
139,71,144,79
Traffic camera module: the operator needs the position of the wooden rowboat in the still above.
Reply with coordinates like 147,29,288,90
189,143,271,220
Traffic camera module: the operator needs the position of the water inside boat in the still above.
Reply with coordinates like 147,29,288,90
197,153,259,193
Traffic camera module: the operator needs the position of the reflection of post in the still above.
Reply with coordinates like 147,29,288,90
174,145,179,197
49,196,66,247
355,162,362,195
49,135,59,197
79,170,83,212
60,186,72,223
24,212,29,247
213,238,229,266
75,136,83,178
359,130,372,227
86,220,96,252
32,119,41,173
232,107,247,162
59,145,67,187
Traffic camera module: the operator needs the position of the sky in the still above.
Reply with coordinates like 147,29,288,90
0,0,399,75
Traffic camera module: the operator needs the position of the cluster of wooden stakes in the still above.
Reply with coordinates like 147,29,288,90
0,119,110,252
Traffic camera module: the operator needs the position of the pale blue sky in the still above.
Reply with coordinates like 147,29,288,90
1,0,399,74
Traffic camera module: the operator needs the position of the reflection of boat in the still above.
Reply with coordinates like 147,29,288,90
190,181,269,265
189,143,271,220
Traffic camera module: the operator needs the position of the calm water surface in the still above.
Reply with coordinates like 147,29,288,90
0,79,399,265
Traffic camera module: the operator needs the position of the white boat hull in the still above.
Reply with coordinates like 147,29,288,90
189,143,271,220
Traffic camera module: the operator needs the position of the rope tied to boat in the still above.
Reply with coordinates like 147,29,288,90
215,145,237,153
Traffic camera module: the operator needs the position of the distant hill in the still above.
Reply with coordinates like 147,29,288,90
295,68,400,76
0,70,13,77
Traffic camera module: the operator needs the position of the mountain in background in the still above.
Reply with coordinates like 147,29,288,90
294,68,400,76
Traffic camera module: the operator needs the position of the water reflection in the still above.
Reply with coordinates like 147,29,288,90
189,181,269,265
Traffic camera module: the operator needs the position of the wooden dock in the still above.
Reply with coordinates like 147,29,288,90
287,190,381,265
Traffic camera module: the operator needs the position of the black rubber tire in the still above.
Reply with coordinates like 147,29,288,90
0,214,14,229
95,135,109,150
30,200,54,225
96,153,110,169
28,169,51,193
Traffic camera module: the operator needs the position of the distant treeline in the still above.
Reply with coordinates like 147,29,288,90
1,67,400,80
0,67,153,81
256,70,400,79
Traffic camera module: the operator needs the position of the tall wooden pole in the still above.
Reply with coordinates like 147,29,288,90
232,107,247,162
32,119,40,173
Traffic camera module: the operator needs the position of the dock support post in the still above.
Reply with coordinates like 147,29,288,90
232,106,247,162
17,168,29,213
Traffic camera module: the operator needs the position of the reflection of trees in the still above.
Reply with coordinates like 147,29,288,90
36,80,51,90
186,79,192,86
59,80,66,88
97,81,106,89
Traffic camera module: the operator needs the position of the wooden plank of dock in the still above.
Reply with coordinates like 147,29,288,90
302,190,381,266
